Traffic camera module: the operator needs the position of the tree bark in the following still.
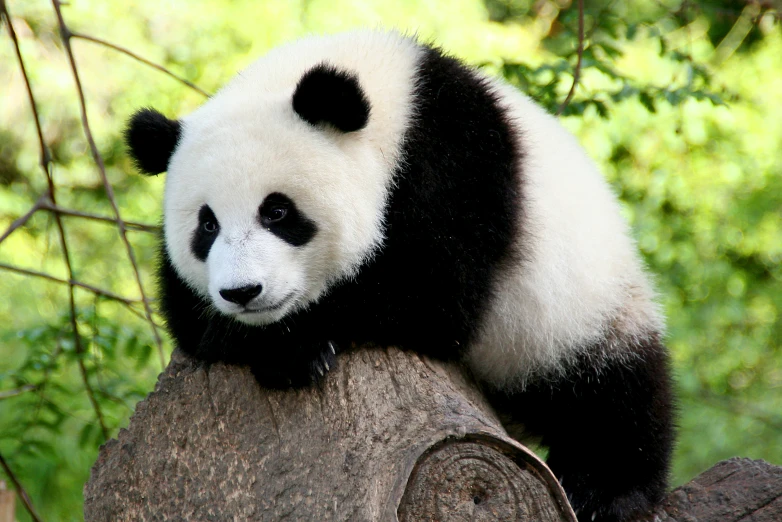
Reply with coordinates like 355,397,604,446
84,347,576,521
652,457,782,521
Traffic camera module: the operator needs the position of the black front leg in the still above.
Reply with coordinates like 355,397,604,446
250,338,340,388
488,336,675,522
189,311,340,388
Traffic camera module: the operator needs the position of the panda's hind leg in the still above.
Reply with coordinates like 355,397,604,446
487,335,675,522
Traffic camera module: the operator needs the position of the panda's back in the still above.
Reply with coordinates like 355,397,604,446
468,80,663,389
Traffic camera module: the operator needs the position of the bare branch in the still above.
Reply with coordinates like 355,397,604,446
39,200,160,233
76,346,110,440
0,193,48,245
0,0,51,169
557,0,585,116
71,32,210,97
51,0,165,368
0,384,39,400
0,450,44,522
0,194,157,246
0,262,145,305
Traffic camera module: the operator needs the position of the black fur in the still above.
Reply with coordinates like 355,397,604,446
146,43,673,522
191,205,219,261
157,248,210,352
125,108,181,175
259,193,317,247
486,334,675,522
292,63,371,132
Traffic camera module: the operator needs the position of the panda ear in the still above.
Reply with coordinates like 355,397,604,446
292,63,371,133
124,108,181,175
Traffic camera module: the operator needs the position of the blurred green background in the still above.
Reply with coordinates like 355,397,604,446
0,0,780,520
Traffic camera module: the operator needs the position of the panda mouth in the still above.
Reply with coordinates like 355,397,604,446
239,292,296,315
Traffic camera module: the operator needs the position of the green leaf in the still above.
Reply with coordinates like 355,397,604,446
639,91,656,113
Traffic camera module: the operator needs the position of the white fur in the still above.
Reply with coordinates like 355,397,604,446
164,30,663,385
163,30,421,324
466,80,664,389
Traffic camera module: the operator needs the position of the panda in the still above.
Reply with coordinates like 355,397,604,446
125,30,674,522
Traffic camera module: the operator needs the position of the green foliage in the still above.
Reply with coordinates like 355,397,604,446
0,0,779,520
1,306,161,521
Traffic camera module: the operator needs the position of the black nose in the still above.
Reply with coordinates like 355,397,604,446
219,284,262,306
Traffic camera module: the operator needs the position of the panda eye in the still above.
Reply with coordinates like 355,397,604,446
197,205,219,235
259,193,296,228
259,197,290,225
262,205,288,223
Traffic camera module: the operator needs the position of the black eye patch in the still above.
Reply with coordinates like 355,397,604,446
258,193,317,247
191,205,219,261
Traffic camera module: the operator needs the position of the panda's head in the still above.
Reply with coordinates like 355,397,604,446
126,63,391,326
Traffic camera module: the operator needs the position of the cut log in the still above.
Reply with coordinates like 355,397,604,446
652,457,782,521
85,347,782,521
84,347,576,521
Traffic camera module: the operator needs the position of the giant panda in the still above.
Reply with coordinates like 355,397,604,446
125,30,675,522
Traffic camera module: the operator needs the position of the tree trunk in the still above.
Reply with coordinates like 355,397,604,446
84,347,576,521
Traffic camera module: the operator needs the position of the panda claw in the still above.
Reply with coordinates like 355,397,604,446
328,341,336,354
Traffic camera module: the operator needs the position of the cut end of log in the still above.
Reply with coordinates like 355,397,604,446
399,437,573,521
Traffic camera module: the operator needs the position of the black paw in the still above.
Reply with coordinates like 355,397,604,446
307,340,339,383
251,340,339,388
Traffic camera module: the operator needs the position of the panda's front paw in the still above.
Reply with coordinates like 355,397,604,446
308,340,338,382
252,339,339,388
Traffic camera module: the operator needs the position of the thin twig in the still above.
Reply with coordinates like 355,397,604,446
73,320,110,440
71,31,210,97
0,262,144,305
0,384,39,400
51,0,165,369
3,0,110,441
0,258,163,330
557,0,585,116
0,1,51,169
0,194,157,244
0,450,44,522
40,200,159,233
119,299,166,327
0,192,48,244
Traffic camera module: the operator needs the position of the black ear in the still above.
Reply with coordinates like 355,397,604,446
124,108,181,175
292,64,371,133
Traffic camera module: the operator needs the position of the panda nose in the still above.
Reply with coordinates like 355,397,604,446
219,284,263,306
